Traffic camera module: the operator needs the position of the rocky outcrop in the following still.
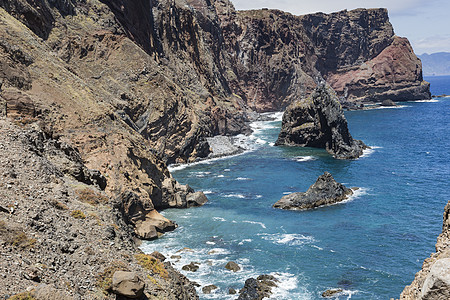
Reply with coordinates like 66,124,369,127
275,84,368,159
401,201,450,299
273,172,354,210
237,275,278,300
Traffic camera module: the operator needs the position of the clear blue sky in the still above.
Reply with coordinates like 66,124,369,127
231,0,450,54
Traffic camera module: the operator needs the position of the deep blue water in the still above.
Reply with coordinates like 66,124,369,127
142,78,450,299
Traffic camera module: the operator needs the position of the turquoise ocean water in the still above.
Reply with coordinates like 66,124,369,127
142,76,450,299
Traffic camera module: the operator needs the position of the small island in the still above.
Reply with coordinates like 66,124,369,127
273,172,355,210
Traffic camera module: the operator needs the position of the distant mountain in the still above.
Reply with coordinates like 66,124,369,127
419,52,450,76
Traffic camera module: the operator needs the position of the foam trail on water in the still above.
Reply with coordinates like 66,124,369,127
360,146,382,158
242,220,267,229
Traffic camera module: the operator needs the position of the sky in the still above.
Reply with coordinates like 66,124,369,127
231,0,450,54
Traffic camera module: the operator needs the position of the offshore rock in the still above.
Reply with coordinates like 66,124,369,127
401,201,450,299
275,84,368,159
237,275,278,300
273,172,353,210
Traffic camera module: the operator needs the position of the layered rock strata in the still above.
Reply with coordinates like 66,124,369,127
275,84,368,159
273,172,354,210
401,201,450,299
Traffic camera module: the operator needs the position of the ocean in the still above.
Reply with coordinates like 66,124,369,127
142,77,450,299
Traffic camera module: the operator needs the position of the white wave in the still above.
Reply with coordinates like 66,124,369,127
216,174,225,178
223,193,246,199
203,190,214,195
206,241,216,245
341,187,368,204
224,169,231,172
242,220,267,229
371,105,411,110
260,233,315,246
236,177,251,181
311,245,323,250
360,146,382,158
269,142,275,146
293,155,317,162
255,195,263,199
416,99,440,102
212,217,226,222
207,248,231,255
238,239,253,245
269,272,314,300
282,192,292,195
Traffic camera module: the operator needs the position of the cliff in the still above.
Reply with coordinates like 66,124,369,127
0,0,431,298
401,201,450,299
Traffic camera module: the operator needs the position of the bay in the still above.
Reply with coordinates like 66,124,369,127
142,77,450,299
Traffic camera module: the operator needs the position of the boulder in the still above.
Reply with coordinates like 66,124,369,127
182,262,200,272
134,210,177,240
275,84,368,160
2,88,35,119
381,99,396,106
273,172,354,210
150,251,166,262
322,288,343,298
111,271,145,299
421,258,450,299
202,284,218,294
237,275,277,300
224,261,241,272
186,192,208,207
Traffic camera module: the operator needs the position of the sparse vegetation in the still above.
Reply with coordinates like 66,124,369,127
71,210,86,219
8,291,36,300
135,254,168,279
49,199,69,210
76,188,109,206
0,220,36,249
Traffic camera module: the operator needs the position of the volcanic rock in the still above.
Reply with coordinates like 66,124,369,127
275,84,368,159
381,99,396,106
401,201,450,300
182,262,200,272
111,271,145,298
273,172,354,210
224,261,241,272
202,285,218,294
237,275,278,300
322,288,343,298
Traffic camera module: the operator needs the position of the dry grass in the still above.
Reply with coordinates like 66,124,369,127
8,292,36,300
135,254,168,279
0,220,36,249
70,210,86,219
76,188,109,206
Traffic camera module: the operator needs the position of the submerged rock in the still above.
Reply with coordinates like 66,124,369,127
182,262,200,272
273,172,354,210
275,84,368,159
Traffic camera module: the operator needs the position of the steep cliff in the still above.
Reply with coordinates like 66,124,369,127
275,84,368,159
401,201,450,300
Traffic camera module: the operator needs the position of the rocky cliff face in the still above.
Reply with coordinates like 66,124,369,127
401,201,450,300
275,84,368,159
216,6,430,112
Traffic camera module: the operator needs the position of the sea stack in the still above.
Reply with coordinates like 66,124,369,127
275,84,368,159
273,172,354,210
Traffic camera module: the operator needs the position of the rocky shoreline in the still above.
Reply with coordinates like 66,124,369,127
0,0,439,298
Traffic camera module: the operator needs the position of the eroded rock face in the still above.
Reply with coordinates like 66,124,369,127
275,84,368,159
273,172,353,210
401,201,450,300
